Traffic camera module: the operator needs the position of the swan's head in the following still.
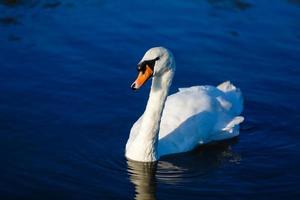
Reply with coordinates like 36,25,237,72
131,47,175,90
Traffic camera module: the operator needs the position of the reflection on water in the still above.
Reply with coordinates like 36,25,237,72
8,34,21,41
0,0,38,7
127,161,158,200
0,16,19,25
206,0,252,11
127,139,240,200
43,1,61,9
288,0,300,6
0,0,21,7
0,0,63,8
229,30,239,37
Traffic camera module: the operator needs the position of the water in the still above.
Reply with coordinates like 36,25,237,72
0,0,300,199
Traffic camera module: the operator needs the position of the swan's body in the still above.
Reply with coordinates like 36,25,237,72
126,47,244,162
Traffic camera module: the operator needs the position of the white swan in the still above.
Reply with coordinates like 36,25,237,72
126,47,244,162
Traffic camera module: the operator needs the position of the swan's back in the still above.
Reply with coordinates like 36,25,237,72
158,86,218,139
158,81,244,156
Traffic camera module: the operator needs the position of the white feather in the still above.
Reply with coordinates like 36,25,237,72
125,47,244,162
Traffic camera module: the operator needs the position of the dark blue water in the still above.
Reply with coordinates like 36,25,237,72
1,0,300,199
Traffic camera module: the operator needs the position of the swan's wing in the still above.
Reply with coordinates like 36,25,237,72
157,83,244,156
159,85,220,139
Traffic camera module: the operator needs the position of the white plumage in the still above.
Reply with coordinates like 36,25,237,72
126,47,244,162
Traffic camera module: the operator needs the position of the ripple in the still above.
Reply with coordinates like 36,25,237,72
0,16,19,25
126,140,242,199
206,0,253,11
0,0,299,199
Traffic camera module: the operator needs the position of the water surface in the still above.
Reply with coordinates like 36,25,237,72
0,0,300,199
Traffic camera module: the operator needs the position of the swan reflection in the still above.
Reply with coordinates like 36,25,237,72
127,139,240,200
127,161,158,200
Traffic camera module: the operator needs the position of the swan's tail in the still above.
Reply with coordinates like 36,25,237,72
211,81,244,140
217,81,244,116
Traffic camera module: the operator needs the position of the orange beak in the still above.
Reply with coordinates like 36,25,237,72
131,65,153,90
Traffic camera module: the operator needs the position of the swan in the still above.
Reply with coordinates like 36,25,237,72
126,47,244,162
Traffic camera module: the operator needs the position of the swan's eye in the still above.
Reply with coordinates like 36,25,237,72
137,57,159,74
137,63,146,73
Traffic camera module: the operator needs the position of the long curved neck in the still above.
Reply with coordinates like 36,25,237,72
130,70,174,162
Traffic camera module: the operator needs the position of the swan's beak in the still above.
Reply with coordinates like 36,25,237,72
131,65,153,90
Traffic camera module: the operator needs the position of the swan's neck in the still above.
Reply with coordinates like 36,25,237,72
128,70,174,162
